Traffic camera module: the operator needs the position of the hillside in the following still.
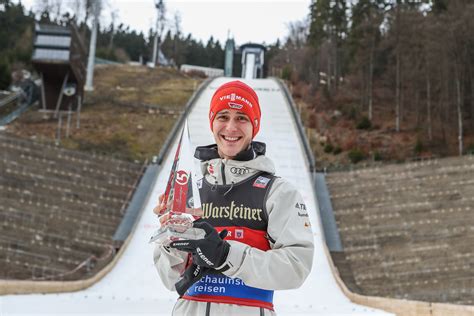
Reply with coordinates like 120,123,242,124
5,65,202,162
292,81,474,170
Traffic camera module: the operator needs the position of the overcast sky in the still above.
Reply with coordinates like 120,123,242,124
17,0,312,45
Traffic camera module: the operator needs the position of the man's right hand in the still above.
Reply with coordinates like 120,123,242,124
153,192,204,221
153,193,168,217
175,263,213,296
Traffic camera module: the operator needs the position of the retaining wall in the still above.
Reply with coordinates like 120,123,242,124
325,239,474,315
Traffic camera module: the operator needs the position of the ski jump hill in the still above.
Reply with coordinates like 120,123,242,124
0,78,392,315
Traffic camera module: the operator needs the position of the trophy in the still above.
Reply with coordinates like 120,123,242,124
149,120,205,245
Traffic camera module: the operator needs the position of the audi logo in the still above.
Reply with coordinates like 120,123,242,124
230,167,249,175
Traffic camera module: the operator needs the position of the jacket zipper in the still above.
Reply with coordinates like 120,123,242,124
221,161,226,185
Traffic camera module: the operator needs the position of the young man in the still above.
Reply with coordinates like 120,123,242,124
153,80,314,315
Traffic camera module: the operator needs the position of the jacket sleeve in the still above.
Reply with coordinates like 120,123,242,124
153,244,189,291
218,178,315,290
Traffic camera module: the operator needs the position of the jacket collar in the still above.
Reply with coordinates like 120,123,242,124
194,141,266,162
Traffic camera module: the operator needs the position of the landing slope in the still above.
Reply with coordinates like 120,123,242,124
0,78,391,315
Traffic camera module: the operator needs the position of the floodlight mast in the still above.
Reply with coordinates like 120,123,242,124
152,0,165,66
85,0,101,91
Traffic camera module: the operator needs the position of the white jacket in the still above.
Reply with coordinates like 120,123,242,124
153,143,314,315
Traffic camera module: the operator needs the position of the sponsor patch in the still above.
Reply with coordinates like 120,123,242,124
208,164,214,175
187,197,194,208
219,93,253,108
185,274,274,306
228,102,243,110
197,247,214,266
295,202,307,211
253,176,270,188
176,170,189,185
230,167,249,175
192,265,201,277
172,241,190,247
235,229,244,239
201,201,263,221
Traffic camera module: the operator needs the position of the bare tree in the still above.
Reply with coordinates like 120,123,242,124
52,0,61,20
422,15,433,141
82,0,93,40
172,11,183,66
394,3,402,132
456,73,463,155
285,19,309,50
108,8,119,51
425,57,432,141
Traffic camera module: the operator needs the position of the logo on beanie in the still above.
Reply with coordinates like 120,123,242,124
219,94,253,108
228,102,243,110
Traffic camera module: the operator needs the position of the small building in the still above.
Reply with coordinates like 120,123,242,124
32,23,86,114
240,43,266,80
180,64,224,78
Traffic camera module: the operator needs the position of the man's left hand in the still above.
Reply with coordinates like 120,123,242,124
169,221,229,269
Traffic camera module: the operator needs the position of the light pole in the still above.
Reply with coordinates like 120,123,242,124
85,0,101,91
151,0,165,67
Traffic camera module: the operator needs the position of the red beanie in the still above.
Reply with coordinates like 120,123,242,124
209,80,261,138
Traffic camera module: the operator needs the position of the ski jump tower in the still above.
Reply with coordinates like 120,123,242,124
240,43,266,79
32,23,86,116
224,38,235,77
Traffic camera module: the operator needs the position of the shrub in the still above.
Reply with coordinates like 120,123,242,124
348,106,357,120
322,85,331,101
0,59,11,90
414,139,423,154
282,65,292,81
356,116,372,130
373,151,383,161
96,47,118,61
348,149,365,163
324,143,334,153
308,112,317,129
333,146,342,155
466,144,474,155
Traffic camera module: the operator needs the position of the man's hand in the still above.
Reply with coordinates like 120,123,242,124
153,193,168,217
153,193,203,221
175,263,213,296
169,222,229,269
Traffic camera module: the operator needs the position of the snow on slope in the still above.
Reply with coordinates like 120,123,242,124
0,77,392,316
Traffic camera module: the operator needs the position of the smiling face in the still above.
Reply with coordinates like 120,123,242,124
212,109,253,160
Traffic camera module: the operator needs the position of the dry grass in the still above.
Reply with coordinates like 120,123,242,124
7,65,203,162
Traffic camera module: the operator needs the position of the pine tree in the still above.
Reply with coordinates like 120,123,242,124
308,0,348,93
0,0,34,89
